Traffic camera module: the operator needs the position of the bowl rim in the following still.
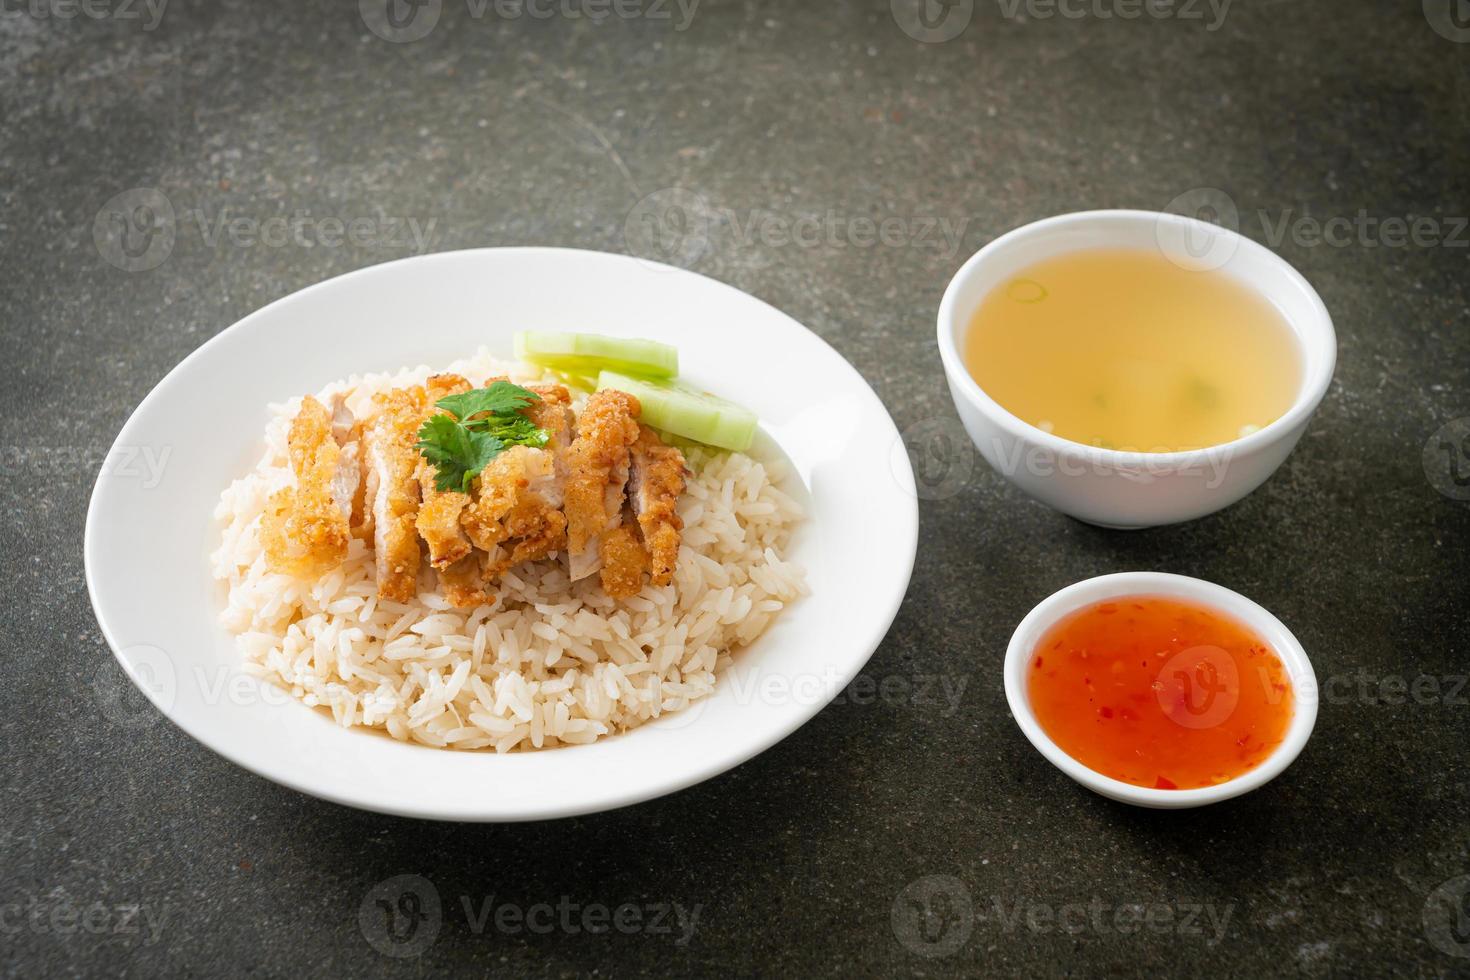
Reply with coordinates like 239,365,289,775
1003,571,1318,808
936,209,1337,466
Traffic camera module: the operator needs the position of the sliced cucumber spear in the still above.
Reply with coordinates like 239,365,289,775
548,370,597,393
515,331,678,379
597,370,758,452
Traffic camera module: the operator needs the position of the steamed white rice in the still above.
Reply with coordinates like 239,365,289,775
210,350,806,751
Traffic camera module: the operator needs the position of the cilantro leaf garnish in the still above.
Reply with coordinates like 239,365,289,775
473,412,551,448
436,382,540,426
415,382,547,494
416,414,502,493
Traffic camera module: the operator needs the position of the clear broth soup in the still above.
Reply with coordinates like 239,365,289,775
964,248,1302,452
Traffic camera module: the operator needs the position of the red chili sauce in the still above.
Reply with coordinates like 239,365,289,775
1027,596,1294,790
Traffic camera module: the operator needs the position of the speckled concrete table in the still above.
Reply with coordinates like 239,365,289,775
4,0,1468,975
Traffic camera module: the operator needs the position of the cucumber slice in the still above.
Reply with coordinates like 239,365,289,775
597,370,758,452
549,370,598,393
515,331,678,379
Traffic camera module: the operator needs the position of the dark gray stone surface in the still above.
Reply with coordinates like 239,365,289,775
3,0,1468,975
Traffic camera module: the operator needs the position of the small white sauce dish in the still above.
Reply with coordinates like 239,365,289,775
1003,572,1318,809
936,209,1337,529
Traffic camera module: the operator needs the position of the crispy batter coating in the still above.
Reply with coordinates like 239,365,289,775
330,394,371,538
628,425,686,587
598,522,648,599
425,372,471,405
284,395,329,476
563,389,642,580
262,395,354,578
458,384,573,576
364,385,427,601
461,446,568,577
416,463,473,567
414,374,475,570
438,553,491,609
526,385,575,457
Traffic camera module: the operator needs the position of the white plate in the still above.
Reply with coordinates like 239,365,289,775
85,248,918,821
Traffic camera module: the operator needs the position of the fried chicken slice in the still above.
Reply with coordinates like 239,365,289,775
527,386,575,444
525,384,575,509
416,461,474,568
438,553,491,609
426,372,470,405
598,521,649,599
628,425,687,587
563,389,642,582
364,385,427,601
461,445,568,578
417,373,503,608
414,374,475,571
262,395,357,578
453,383,574,579
329,394,371,538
